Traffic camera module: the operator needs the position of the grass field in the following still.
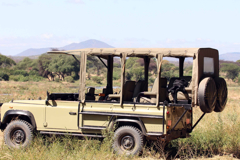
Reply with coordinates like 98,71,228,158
0,80,239,159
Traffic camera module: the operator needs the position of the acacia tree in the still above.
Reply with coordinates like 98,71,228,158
47,55,80,80
0,54,16,68
221,63,240,80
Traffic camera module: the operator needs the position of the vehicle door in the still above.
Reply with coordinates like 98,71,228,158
45,100,79,130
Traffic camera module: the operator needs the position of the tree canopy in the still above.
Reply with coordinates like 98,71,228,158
221,63,240,80
0,54,16,68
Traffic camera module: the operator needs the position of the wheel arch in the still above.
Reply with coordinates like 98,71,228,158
2,110,36,129
109,117,147,136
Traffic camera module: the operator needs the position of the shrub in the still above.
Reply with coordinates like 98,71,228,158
113,70,121,80
92,76,103,84
29,70,39,76
19,76,29,82
65,76,74,83
55,77,60,82
13,70,29,77
0,72,9,81
28,75,43,82
9,75,28,82
221,63,240,80
71,71,79,80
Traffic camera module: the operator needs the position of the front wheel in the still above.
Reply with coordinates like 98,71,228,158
4,120,33,148
113,126,143,156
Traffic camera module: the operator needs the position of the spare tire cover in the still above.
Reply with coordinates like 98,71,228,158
214,77,228,112
198,77,217,113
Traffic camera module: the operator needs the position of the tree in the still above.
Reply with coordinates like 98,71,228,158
237,60,240,63
161,60,179,79
14,57,38,71
221,63,240,80
87,56,105,76
47,55,80,80
0,54,16,68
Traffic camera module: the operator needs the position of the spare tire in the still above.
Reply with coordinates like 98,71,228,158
198,77,217,113
214,77,228,112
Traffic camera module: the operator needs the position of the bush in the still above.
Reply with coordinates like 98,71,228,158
92,76,103,84
65,76,74,83
0,72,9,81
28,75,43,82
113,70,121,80
71,71,79,80
55,77,60,82
9,75,29,82
29,70,39,76
13,70,29,77
221,63,240,80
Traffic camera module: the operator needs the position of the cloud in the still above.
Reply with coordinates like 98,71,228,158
41,34,53,39
1,0,32,6
65,0,85,4
1,2,19,6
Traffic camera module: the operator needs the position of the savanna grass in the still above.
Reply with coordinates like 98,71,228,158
0,80,240,159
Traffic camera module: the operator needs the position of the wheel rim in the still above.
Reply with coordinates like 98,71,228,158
120,135,135,151
11,128,26,145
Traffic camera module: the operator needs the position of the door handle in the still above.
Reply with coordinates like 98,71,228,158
69,112,77,115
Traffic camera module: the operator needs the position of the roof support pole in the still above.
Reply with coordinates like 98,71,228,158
120,53,127,106
179,57,185,77
79,52,87,103
144,57,150,91
106,55,113,94
156,54,163,107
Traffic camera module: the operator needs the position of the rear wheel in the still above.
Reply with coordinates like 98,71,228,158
4,120,33,148
214,77,228,112
113,126,143,156
198,77,217,113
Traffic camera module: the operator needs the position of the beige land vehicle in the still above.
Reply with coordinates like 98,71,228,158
0,48,227,155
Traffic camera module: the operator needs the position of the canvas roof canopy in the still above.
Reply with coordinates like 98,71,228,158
48,48,203,58
48,47,219,107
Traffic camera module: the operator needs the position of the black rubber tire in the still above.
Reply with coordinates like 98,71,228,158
113,126,143,156
198,77,217,113
4,120,33,148
214,77,228,112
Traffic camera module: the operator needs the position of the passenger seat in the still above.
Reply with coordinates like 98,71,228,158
139,78,167,103
108,81,136,101
132,80,147,101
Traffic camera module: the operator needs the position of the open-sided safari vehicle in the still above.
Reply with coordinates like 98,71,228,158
0,48,227,155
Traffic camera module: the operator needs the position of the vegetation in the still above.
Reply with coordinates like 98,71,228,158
0,54,16,68
0,80,239,159
221,63,240,80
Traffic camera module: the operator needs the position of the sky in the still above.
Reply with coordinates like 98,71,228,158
0,0,240,55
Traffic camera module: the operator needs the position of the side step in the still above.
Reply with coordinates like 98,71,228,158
79,126,106,130
40,131,104,138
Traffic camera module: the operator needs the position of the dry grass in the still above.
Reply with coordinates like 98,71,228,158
0,80,239,159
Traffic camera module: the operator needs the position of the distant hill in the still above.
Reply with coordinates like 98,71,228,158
16,39,114,57
219,52,240,62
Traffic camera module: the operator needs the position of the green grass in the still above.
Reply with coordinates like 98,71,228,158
0,80,239,159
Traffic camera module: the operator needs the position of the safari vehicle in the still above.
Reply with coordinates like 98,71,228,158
0,48,227,155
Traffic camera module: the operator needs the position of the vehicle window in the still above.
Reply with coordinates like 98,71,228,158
161,57,179,80
183,57,193,76
112,57,121,94
125,57,144,82
86,56,107,101
203,57,214,75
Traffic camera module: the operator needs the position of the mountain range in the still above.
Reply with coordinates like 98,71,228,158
16,39,114,57
219,52,240,62
14,39,240,62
